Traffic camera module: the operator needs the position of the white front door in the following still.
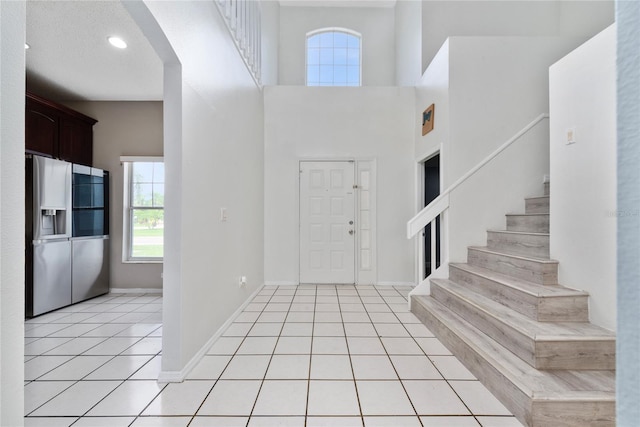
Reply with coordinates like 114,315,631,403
300,161,356,284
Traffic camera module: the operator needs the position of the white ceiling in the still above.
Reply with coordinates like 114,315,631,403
24,0,396,101
25,0,163,101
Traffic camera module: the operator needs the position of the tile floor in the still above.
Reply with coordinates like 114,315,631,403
24,285,523,427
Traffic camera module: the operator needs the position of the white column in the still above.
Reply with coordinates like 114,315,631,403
616,0,640,423
0,0,26,423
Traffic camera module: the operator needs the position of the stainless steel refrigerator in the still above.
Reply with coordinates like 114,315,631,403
26,155,110,318
71,164,110,304
26,155,73,317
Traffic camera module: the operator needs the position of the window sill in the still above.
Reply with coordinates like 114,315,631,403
122,259,163,264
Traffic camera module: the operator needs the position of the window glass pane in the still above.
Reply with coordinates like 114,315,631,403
319,32,333,47
347,66,360,85
152,183,164,207
153,163,165,183
347,35,360,49
347,49,360,66
131,208,164,258
308,34,320,48
319,48,333,65
307,65,320,83
133,163,153,183
334,66,347,84
334,32,348,48
319,66,334,84
334,48,347,65
133,183,153,207
308,48,320,65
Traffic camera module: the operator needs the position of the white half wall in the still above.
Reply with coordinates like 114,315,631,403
415,37,582,264
134,0,265,375
64,101,164,290
278,6,396,86
549,25,616,331
0,1,26,423
264,86,415,285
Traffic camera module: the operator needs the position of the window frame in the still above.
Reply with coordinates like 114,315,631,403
305,27,362,87
121,156,164,264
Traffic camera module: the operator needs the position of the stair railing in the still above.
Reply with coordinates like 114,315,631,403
407,113,550,279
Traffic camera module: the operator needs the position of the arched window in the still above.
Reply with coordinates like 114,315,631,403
306,28,361,86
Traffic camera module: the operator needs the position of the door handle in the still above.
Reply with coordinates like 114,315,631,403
349,230,354,235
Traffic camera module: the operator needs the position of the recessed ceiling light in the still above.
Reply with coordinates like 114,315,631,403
107,36,127,49
25,43,30,50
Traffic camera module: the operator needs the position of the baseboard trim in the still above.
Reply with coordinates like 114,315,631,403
264,281,299,286
376,281,415,287
157,284,264,383
110,287,163,294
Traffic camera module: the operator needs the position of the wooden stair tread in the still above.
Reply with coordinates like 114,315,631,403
469,246,557,264
488,229,549,237
412,295,615,399
525,196,550,201
506,213,549,217
449,263,586,298
431,279,615,341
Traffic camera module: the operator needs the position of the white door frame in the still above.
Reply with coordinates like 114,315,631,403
415,146,443,285
298,158,377,285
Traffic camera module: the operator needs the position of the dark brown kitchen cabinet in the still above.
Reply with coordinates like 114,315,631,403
25,92,97,166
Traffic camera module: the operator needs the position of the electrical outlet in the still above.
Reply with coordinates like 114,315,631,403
239,276,247,287
220,207,228,222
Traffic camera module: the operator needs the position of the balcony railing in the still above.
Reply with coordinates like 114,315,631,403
215,0,262,86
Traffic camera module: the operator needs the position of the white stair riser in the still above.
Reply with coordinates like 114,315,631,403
487,231,550,258
468,248,558,285
449,265,588,322
507,215,550,233
525,197,550,214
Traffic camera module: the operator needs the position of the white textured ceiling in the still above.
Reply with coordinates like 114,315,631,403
26,0,163,101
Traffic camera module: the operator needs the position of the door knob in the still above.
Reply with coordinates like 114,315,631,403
349,221,354,225
349,230,354,235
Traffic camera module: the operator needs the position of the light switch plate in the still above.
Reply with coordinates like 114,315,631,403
566,127,576,145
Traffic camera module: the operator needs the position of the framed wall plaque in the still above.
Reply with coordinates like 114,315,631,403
422,104,435,136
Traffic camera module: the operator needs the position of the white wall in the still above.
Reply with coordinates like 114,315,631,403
415,39,449,169
421,1,615,73
264,86,415,285
63,101,164,290
549,25,616,331
0,1,26,423
278,5,396,86
133,1,265,376
395,0,422,87
415,37,581,265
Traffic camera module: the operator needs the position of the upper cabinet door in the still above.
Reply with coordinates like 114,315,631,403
25,98,59,157
59,117,93,166
25,92,97,166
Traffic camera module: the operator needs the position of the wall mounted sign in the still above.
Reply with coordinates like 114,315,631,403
422,104,435,136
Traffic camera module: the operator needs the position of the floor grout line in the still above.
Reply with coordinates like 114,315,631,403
23,288,521,427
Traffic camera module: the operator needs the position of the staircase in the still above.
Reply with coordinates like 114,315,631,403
411,183,616,426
